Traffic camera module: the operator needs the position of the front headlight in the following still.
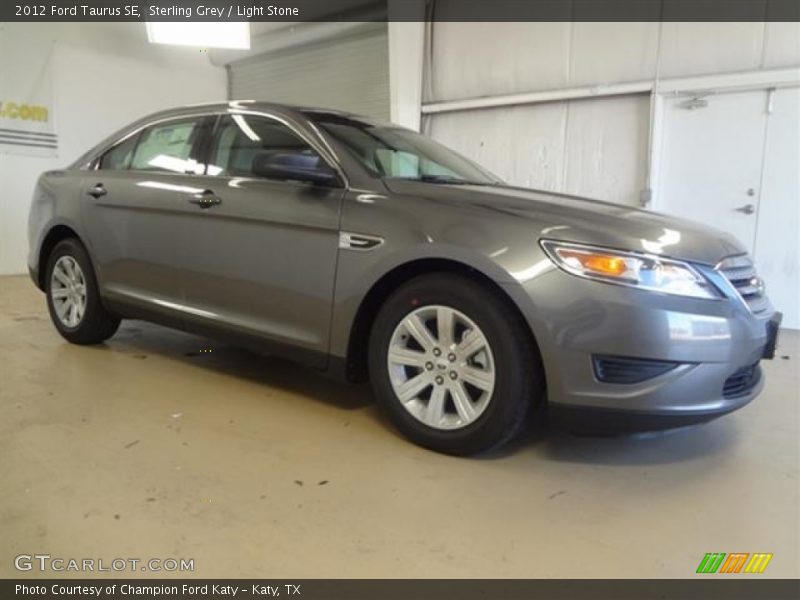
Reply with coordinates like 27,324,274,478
540,240,720,300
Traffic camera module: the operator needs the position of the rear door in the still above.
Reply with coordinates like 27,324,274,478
176,112,345,365
83,115,212,315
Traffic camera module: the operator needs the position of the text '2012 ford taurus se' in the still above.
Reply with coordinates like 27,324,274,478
28,101,782,455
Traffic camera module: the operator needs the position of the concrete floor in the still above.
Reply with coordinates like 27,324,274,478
1,274,798,579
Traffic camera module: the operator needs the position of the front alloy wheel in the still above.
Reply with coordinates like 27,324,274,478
369,273,544,456
387,305,495,430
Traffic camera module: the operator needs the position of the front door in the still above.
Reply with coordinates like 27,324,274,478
176,113,344,365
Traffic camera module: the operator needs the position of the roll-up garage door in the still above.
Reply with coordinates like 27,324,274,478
228,24,390,121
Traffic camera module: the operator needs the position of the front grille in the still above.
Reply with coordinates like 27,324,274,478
593,355,679,384
716,255,769,313
722,363,762,398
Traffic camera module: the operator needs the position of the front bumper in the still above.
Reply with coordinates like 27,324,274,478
511,267,779,432
548,393,756,434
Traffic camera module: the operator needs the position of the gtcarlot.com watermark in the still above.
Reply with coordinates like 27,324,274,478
14,554,194,573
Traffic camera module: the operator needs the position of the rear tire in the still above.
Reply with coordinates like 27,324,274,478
368,273,544,456
45,238,120,344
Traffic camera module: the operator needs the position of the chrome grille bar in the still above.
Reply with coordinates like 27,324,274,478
716,255,768,313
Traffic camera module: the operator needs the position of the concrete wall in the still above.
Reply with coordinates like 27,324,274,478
0,23,227,275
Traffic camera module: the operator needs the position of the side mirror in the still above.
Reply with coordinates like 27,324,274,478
251,151,340,186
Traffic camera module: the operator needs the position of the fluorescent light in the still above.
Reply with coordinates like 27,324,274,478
146,22,250,49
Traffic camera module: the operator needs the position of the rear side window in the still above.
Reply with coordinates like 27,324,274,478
98,133,138,170
209,114,323,178
130,119,204,174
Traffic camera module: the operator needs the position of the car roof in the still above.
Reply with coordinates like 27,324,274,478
141,100,362,121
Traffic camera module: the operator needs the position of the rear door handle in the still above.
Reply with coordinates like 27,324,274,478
188,190,222,209
86,183,107,199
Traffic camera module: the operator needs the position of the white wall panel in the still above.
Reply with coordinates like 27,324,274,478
427,20,799,102
389,20,425,130
763,22,800,68
569,22,659,87
427,22,570,101
425,95,648,206
425,103,567,191
562,95,649,206
658,22,765,78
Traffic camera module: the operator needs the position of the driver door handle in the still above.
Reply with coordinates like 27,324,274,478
734,203,755,215
86,183,107,199
188,190,222,209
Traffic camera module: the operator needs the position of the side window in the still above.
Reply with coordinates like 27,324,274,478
98,133,139,170
130,119,204,174
208,115,326,179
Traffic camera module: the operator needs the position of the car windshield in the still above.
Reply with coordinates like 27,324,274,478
308,113,501,185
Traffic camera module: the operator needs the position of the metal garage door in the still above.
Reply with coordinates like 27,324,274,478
228,25,390,121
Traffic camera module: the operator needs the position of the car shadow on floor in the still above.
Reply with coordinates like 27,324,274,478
489,409,742,466
106,321,374,412
94,321,741,466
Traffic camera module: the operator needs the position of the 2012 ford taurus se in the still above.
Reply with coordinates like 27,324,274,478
28,102,782,455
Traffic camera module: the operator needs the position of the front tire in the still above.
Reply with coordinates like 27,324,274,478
45,238,120,344
368,274,544,456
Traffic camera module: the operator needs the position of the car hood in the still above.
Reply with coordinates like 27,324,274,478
383,180,745,266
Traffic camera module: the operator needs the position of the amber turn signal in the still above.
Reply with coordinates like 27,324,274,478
555,249,630,278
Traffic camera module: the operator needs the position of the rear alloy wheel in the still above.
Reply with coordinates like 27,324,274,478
369,274,543,455
45,238,120,344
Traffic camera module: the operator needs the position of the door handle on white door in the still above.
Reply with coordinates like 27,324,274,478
734,204,755,215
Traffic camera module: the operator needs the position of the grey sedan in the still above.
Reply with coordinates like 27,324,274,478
27,101,781,455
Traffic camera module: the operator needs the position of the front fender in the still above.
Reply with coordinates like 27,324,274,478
328,240,550,360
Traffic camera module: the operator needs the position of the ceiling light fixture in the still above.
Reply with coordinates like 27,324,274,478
146,22,250,49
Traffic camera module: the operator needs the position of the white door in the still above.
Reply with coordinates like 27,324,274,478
752,88,800,330
657,90,768,253
656,88,799,329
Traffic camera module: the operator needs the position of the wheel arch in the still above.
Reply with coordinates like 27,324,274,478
343,257,545,386
36,224,85,290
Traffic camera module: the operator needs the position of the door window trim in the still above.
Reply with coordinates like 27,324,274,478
205,110,347,188
97,130,141,171
89,109,350,188
126,116,210,175
90,112,220,171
